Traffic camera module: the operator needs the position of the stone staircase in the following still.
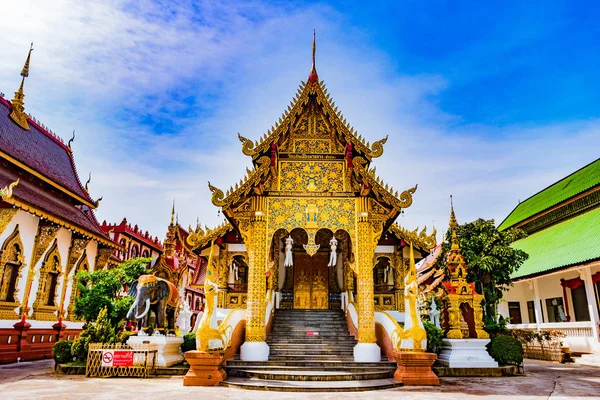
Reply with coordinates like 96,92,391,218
222,309,400,391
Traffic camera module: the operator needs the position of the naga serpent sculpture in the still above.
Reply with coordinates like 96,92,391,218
195,240,225,352
401,242,427,351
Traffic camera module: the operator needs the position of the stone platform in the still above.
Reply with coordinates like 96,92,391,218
127,335,184,367
437,339,498,368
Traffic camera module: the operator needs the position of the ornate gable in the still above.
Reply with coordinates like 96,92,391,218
208,35,418,238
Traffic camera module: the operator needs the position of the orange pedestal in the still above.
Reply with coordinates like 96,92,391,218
183,351,227,386
393,351,440,386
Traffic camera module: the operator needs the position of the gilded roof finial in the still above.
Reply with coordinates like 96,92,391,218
308,29,318,82
449,195,460,251
170,199,176,225
10,43,34,130
449,195,459,230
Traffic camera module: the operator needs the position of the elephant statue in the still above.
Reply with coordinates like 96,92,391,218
127,274,180,334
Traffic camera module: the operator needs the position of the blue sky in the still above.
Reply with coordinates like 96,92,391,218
0,1,599,239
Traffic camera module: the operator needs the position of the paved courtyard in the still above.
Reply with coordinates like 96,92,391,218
1,359,598,399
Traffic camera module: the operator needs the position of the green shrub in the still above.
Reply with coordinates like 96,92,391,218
484,315,509,338
53,340,73,364
423,320,443,354
181,332,196,353
71,335,90,361
71,307,117,361
489,334,523,365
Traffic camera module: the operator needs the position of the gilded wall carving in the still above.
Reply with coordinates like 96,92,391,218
356,217,383,344
293,139,331,154
0,208,18,237
238,217,268,343
58,238,89,319
20,223,59,318
31,241,62,321
278,161,345,192
267,197,355,238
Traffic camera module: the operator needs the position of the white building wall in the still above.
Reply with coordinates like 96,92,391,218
0,210,40,309
0,210,99,329
502,262,600,353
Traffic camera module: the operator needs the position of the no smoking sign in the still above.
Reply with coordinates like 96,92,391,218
101,350,134,367
101,351,114,366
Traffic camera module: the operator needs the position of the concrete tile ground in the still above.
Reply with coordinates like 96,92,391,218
1,359,598,400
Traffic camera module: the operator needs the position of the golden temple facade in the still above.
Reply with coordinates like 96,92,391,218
185,36,436,350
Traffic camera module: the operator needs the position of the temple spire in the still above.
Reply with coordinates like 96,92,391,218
449,195,460,251
10,43,33,130
170,199,176,225
308,29,318,82
165,200,177,257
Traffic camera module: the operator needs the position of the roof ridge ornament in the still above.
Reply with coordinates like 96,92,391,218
449,195,460,251
308,30,318,82
10,43,34,130
170,199,176,225
68,130,76,150
0,179,20,200
84,172,91,192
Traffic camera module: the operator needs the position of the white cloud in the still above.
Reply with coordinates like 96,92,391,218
0,1,598,242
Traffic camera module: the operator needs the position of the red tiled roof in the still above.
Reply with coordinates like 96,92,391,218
193,257,207,285
102,219,163,251
0,97,93,205
0,167,115,246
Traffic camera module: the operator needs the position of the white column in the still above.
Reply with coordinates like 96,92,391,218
533,279,543,330
582,266,599,341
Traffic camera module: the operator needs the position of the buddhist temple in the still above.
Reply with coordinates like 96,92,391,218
183,33,437,373
0,45,120,363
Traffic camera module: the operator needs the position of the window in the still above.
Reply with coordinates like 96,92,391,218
131,245,139,259
508,302,522,324
46,271,59,306
527,301,536,324
32,242,63,320
571,284,590,321
0,227,24,310
545,297,566,323
120,239,127,259
0,243,23,302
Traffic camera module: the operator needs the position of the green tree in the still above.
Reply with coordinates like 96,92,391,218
74,257,151,324
440,219,528,322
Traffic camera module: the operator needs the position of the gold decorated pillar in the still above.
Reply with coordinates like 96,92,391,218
393,249,405,312
354,198,383,362
238,197,270,361
217,251,228,308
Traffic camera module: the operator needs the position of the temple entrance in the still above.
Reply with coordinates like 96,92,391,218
293,252,329,309
276,227,348,310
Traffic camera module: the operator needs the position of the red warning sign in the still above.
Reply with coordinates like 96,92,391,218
101,350,134,367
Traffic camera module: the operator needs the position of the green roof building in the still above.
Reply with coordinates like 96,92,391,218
498,158,600,355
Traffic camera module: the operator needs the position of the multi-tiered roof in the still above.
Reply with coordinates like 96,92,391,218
0,45,117,248
201,34,423,246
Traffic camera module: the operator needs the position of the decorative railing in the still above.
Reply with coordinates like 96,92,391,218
376,311,404,351
86,342,157,378
508,322,596,338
